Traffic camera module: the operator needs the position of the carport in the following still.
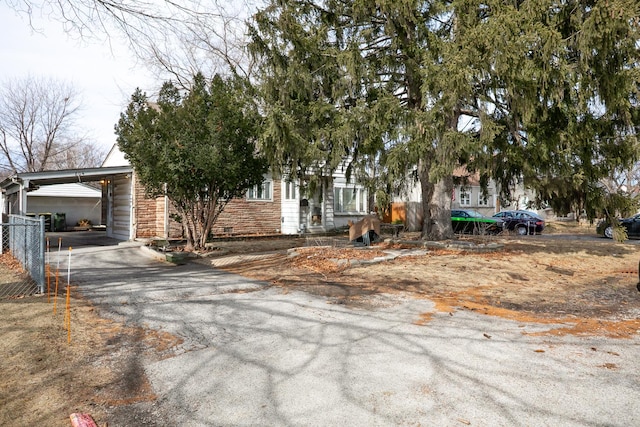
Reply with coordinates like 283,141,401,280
0,166,134,240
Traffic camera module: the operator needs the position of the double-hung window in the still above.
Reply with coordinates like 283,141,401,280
478,192,491,206
284,181,296,200
459,189,471,206
247,181,272,201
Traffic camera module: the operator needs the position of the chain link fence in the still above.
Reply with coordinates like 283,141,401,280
0,215,45,298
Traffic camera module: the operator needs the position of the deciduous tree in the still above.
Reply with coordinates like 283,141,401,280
0,76,93,175
6,0,258,83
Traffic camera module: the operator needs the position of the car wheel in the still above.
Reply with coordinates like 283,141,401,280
604,226,614,239
516,225,528,236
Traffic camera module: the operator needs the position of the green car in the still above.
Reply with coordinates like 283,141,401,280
451,209,504,235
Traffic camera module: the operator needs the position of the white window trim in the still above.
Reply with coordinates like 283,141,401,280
478,192,491,206
334,186,367,214
284,181,296,200
247,180,273,201
459,189,471,206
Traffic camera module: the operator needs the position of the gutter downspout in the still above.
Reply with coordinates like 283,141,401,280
164,183,169,239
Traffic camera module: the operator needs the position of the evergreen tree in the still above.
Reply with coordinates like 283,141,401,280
250,0,639,239
115,73,268,250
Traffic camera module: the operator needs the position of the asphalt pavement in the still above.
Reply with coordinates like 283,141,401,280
69,237,640,427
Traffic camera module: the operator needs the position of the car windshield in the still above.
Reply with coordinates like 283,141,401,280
517,210,542,219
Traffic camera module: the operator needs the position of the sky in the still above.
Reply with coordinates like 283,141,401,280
0,4,157,157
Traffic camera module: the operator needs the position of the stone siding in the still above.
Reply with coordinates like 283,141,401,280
213,184,282,235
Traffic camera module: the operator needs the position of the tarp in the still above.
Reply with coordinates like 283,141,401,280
349,215,381,242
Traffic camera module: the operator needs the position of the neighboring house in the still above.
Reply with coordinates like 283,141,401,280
451,168,499,216
386,167,542,231
26,183,101,230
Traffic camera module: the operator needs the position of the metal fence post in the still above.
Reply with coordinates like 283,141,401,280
38,216,45,293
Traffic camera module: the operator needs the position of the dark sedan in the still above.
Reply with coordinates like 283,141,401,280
597,214,640,239
451,209,503,235
492,210,545,235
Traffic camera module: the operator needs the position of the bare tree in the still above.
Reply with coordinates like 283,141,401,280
5,0,260,85
47,140,107,170
0,76,92,175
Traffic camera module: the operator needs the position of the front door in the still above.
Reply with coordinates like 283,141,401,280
280,180,300,234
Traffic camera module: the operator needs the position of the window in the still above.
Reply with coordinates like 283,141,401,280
284,181,296,200
478,192,491,206
247,181,272,201
334,187,367,213
459,189,470,206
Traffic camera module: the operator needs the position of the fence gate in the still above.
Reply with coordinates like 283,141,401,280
0,215,45,298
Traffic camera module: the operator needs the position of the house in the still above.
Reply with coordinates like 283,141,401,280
1,144,370,240
212,169,370,236
26,183,101,230
385,167,543,231
102,145,370,239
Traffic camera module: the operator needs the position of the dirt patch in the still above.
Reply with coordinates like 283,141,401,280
0,284,181,426
218,235,640,338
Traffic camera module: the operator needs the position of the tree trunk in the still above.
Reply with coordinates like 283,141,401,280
419,158,435,237
428,175,455,240
177,204,197,252
422,109,459,240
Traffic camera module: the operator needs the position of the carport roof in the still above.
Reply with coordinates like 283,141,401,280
0,166,133,193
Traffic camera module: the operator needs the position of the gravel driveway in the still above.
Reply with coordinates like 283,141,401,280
71,242,640,427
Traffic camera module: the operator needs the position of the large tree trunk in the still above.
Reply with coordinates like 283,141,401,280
422,109,459,240
428,175,455,240
419,158,435,237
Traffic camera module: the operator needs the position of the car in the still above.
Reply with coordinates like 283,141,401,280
492,210,545,235
451,209,503,235
597,213,640,239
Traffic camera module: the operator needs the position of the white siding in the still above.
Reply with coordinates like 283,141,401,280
102,145,130,167
108,175,132,240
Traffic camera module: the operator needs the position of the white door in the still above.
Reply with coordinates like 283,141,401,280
280,180,300,234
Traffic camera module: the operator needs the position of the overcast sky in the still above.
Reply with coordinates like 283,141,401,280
0,4,157,156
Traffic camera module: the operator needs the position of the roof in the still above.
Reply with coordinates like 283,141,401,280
0,165,133,195
27,183,101,198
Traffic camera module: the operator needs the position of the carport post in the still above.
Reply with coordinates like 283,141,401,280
19,179,28,216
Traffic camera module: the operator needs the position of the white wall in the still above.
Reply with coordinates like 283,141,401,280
109,174,132,240
27,196,101,228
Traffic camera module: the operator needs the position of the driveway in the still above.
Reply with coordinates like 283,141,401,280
70,243,640,426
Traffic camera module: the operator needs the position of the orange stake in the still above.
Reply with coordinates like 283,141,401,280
53,268,59,315
65,283,71,343
64,282,70,329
